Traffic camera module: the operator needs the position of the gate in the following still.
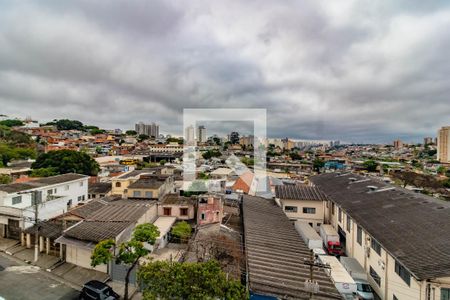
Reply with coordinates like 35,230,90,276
7,219,21,240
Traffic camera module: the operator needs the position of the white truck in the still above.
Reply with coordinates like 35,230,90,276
295,221,323,250
340,257,375,300
319,224,344,256
319,255,357,300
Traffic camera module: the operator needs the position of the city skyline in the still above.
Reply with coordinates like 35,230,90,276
1,1,450,143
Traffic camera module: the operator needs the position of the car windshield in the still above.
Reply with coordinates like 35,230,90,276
357,283,373,292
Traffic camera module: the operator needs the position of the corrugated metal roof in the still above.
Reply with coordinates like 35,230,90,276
275,185,328,201
311,173,450,280
243,195,341,299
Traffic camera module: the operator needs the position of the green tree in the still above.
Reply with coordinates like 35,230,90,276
138,260,247,300
437,166,446,175
202,150,222,160
171,221,192,243
313,158,325,172
159,159,167,165
54,119,84,130
0,119,24,127
29,167,59,178
138,134,149,142
0,174,12,184
363,160,378,172
0,143,36,166
32,150,99,176
125,130,137,136
91,223,160,300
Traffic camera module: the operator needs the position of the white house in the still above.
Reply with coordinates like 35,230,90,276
0,173,88,239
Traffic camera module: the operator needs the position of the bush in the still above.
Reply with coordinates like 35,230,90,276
171,221,192,242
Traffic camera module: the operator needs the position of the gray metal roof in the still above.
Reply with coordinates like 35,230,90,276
310,173,450,280
275,185,328,201
88,182,112,194
0,173,87,193
242,195,341,299
64,221,133,242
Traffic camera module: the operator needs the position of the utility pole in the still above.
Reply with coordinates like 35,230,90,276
32,190,40,263
303,250,331,299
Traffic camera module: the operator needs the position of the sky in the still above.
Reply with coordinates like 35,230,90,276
0,0,449,143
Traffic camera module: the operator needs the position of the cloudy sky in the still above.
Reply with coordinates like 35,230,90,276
0,0,449,143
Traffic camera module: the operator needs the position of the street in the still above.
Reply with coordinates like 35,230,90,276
0,253,79,300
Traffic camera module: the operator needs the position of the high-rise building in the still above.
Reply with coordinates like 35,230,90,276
185,125,195,145
135,122,159,138
197,125,207,143
393,139,403,149
437,126,450,163
424,137,433,145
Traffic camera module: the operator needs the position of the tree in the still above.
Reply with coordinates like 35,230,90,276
54,119,84,130
138,134,149,142
159,159,167,166
0,143,36,166
0,119,24,127
138,260,247,300
32,150,100,176
91,223,160,300
313,158,325,172
30,167,59,177
202,150,222,160
437,166,446,175
125,130,137,136
171,221,192,243
0,174,12,184
289,152,302,160
363,160,378,172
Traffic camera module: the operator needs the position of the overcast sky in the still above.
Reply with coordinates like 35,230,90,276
0,1,449,143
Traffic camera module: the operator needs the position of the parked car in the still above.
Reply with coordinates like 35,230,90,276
79,280,119,300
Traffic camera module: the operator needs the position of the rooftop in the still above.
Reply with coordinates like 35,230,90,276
275,185,328,201
64,221,133,242
88,182,112,194
127,175,168,189
0,173,87,194
242,195,340,299
160,193,196,205
311,172,450,280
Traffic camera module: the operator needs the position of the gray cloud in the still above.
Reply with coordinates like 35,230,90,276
0,0,449,143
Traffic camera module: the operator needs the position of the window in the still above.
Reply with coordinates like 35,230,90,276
357,226,362,245
369,266,381,286
395,260,411,286
441,288,450,300
331,202,335,215
393,295,398,300
180,208,188,216
64,185,69,191
163,207,172,216
346,215,352,232
302,207,316,214
115,182,121,187
317,223,321,227
338,207,342,222
47,189,53,195
77,196,82,201
12,196,22,205
145,191,153,198
79,181,84,187
133,191,141,197
284,206,298,213
371,238,382,256
201,213,206,220
82,195,85,201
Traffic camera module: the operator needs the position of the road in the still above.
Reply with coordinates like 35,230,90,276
0,253,79,300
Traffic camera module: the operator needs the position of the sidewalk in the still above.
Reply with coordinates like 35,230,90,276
0,237,142,299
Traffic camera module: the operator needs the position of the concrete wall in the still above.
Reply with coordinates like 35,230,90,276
157,204,195,220
280,199,324,230
66,244,107,273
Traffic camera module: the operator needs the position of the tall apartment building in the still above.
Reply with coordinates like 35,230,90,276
393,139,403,149
423,137,433,146
135,122,159,138
185,125,195,145
437,126,450,163
197,125,207,143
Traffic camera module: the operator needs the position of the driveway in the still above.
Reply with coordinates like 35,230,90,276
0,253,79,300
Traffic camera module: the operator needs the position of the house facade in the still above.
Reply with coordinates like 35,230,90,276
0,173,88,239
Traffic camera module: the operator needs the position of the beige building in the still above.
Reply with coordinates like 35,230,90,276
158,194,196,220
437,126,450,163
275,185,327,231
312,173,450,300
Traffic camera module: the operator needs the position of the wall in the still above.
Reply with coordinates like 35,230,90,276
157,204,195,220
280,199,324,230
66,244,107,273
